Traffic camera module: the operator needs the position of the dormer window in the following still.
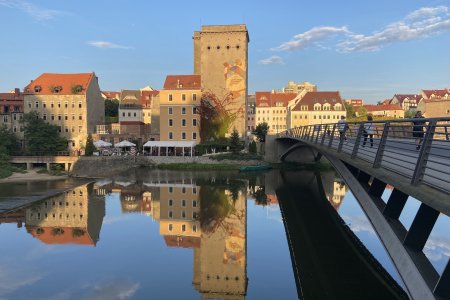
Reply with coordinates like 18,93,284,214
34,85,42,93
72,85,83,94
51,86,62,93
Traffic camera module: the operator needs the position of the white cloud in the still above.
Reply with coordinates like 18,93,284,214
258,55,284,65
83,280,140,300
272,26,351,51
0,0,63,21
424,235,450,262
272,6,450,53
0,264,44,297
88,41,133,50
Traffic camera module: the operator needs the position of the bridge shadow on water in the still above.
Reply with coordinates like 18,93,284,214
275,171,408,299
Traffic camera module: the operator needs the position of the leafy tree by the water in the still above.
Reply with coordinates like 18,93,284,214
249,140,257,154
21,112,68,155
356,106,368,117
252,122,269,143
253,186,268,206
197,91,244,141
84,134,96,156
229,128,242,154
0,125,20,154
344,103,355,118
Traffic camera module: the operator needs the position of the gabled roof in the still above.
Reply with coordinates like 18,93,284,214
26,226,96,245
421,89,450,99
291,91,344,111
163,75,201,90
363,104,402,112
120,90,140,103
255,92,297,107
141,90,159,106
164,235,200,248
24,73,95,95
392,94,421,103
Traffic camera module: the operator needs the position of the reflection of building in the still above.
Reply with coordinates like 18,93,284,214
25,184,105,245
193,189,247,299
158,185,201,241
0,209,25,228
327,180,347,211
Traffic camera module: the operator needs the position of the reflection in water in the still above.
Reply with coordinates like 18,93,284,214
25,184,105,246
0,169,426,299
93,176,248,299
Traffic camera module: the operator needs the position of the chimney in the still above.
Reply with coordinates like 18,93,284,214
15,88,20,95
177,79,180,88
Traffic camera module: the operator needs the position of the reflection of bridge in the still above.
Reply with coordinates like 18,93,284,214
267,118,450,299
273,171,407,299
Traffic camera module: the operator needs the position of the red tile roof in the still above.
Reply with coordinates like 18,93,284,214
163,75,201,90
26,226,96,245
363,104,402,112
164,235,200,248
0,88,23,101
255,92,297,107
24,73,95,95
291,91,345,111
141,90,159,107
381,99,391,105
392,94,421,103
422,89,450,99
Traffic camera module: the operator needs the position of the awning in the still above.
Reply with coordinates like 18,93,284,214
94,140,112,148
115,140,136,147
143,141,197,148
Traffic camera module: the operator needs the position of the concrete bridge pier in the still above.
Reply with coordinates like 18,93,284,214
46,163,51,172
26,162,33,170
64,163,72,172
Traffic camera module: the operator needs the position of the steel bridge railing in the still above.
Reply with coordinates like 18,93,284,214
279,117,450,194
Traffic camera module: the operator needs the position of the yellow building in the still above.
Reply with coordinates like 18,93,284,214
255,92,297,134
193,25,249,137
361,104,404,118
289,91,346,128
159,75,201,143
282,81,317,93
25,184,105,245
23,73,105,152
390,94,421,111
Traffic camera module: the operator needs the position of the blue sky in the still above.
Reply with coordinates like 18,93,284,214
1,0,450,103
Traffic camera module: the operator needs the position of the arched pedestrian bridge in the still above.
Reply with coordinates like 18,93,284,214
265,117,450,300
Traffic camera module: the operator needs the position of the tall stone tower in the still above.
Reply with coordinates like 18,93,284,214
193,25,249,137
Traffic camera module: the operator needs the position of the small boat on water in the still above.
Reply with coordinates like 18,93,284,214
239,165,272,172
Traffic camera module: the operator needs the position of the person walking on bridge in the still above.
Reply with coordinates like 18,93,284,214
338,115,348,141
362,115,374,148
412,111,425,150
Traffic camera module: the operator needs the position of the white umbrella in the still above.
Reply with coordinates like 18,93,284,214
94,140,112,148
115,140,136,148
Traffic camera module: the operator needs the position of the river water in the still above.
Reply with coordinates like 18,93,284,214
0,169,448,299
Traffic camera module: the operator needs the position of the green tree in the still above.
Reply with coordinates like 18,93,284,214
357,106,368,117
229,128,242,154
105,99,119,117
344,103,355,118
252,122,269,143
84,134,96,156
21,112,68,155
197,91,244,141
248,141,257,154
0,125,20,154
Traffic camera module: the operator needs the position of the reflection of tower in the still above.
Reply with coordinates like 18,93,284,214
193,189,247,299
25,184,105,245
0,209,25,228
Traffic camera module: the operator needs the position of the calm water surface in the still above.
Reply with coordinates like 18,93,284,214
0,169,447,299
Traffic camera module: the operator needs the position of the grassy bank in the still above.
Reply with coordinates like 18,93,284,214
0,165,27,179
157,163,240,170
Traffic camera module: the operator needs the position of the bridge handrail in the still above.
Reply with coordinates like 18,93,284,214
279,117,450,194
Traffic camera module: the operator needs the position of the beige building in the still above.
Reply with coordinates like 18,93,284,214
255,92,297,134
361,104,404,118
0,88,24,141
417,98,450,118
193,25,249,137
282,81,317,94
289,91,346,128
159,75,201,143
420,89,450,100
24,73,105,151
390,94,421,111
25,184,105,245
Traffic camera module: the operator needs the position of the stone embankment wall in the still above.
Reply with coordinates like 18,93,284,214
71,156,264,178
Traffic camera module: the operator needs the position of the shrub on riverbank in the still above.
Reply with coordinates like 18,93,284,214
157,163,240,170
208,153,262,161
